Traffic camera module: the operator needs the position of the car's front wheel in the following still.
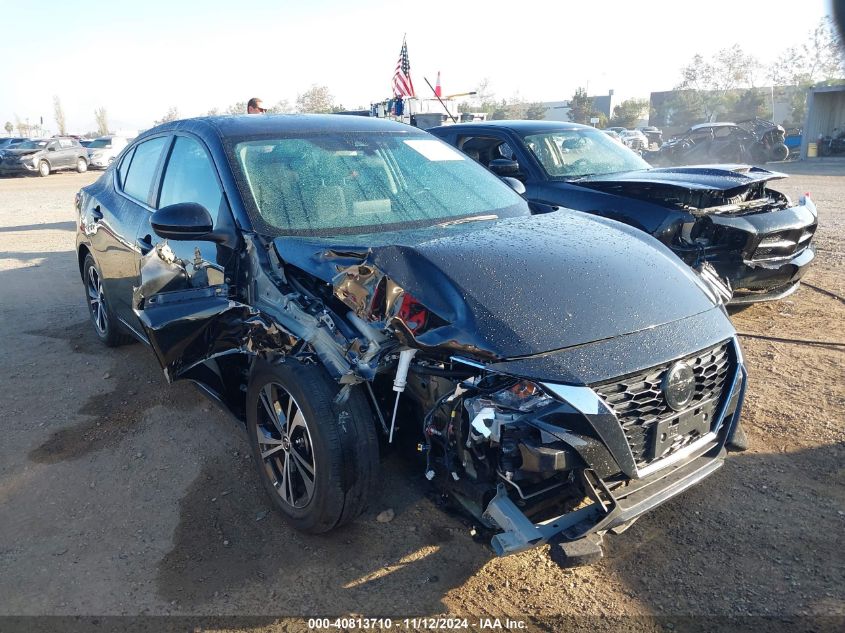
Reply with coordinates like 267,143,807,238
76,157,88,173
246,359,379,533
38,160,50,177
82,254,132,347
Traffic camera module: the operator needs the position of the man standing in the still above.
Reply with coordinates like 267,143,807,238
247,98,267,114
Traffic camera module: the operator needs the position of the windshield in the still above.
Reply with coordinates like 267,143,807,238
87,138,112,148
523,129,650,179
15,140,48,150
231,132,527,236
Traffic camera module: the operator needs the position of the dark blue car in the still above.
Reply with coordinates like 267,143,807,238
74,115,747,565
430,121,817,304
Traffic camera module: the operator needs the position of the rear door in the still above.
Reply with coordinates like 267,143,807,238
57,138,76,168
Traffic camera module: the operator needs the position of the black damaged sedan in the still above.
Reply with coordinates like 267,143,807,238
430,121,817,305
75,115,746,565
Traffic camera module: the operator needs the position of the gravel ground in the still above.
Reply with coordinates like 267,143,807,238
0,165,843,632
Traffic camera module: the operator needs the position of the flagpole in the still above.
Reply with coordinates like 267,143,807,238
424,76,457,124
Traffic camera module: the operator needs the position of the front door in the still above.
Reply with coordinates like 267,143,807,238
133,133,238,381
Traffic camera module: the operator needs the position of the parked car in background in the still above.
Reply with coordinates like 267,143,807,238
79,139,94,148
430,120,817,304
603,129,624,144
75,115,747,566
86,135,131,169
0,137,89,176
619,129,648,151
637,126,663,148
646,119,789,166
0,137,28,151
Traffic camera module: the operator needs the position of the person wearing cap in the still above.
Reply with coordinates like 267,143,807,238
247,97,267,114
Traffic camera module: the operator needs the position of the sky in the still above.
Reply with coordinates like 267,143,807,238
0,0,834,134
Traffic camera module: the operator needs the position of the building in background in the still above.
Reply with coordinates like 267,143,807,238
801,85,845,158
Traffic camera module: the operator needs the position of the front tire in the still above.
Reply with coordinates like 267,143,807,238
38,160,50,177
82,254,132,347
76,157,88,173
246,359,379,533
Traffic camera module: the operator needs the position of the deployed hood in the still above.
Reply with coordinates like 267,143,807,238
575,165,784,192
571,165,790,216
274,212,717,359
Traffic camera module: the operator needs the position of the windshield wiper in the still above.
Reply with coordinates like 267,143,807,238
436,214,498,228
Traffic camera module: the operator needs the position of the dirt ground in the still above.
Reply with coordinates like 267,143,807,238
0,163,843,632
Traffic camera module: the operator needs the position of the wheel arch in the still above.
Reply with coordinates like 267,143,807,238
77,244,91,280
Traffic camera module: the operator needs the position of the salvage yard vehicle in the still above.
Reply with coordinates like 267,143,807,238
430,120,817,304
645,118,790,166
75,115,747,565
0,137,89,176
86,135,131,169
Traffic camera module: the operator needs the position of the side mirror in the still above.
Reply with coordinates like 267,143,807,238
151,202,215,241
501,176,526,195
489,158,520,177
47,146,56,152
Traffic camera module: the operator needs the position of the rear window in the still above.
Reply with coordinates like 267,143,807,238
122,137,168,204
231,132,526,236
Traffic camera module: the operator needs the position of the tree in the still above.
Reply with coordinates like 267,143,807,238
53,96,67,136
225,101,247,115
677,45,762,121
727,88,771,122
94,107,109,136
267,99,292,114
524,102,547,120
770,17,845,86
567,87,594,125
154,107,180,126
295,85,335,113
4,121,12,136
609,98,649,128
206,107,221,116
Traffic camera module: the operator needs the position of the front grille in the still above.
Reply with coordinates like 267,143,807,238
592,342,733,468
751,225,815,261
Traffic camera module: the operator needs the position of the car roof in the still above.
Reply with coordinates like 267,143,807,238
690,122,736,130
142,114,419,143
431,120,594,134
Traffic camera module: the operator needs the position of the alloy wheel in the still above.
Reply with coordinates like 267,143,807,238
255,382,317,509
86,265,108,334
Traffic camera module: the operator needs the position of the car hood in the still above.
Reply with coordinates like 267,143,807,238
273,212,717,359
4,148,42,156
574,165,785,192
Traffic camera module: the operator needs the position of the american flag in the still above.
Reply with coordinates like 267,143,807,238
392,38,415,98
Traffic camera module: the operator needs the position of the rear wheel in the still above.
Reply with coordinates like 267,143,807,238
76,157,88,173
82,254,133,347
38,160,50,177
246,359,379,533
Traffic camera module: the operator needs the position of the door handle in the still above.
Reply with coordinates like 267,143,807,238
90,204,103,220
137,234,153,255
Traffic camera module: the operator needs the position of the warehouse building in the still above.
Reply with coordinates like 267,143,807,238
801,85,845,158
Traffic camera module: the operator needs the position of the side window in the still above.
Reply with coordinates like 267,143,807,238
122,137,168,204
47,141,59,151
59,139,73,149
117,146,136,187
158,136,223,222
457,135,509,167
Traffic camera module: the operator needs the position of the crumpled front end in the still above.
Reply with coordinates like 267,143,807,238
675,193,818,304
579,167,818,304
411,309,746,565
